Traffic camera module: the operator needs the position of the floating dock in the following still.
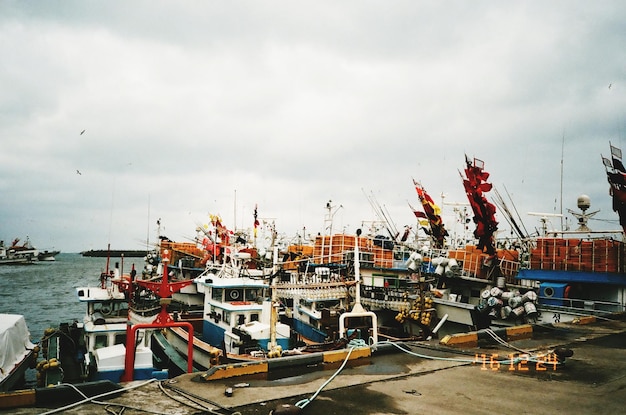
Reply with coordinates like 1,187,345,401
80,250,148,258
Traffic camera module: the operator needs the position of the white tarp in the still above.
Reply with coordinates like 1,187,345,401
0,314,35,383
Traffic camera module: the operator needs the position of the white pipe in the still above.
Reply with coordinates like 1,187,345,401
427,313,449,340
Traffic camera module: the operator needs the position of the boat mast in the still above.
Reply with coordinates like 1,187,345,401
323,200,342,263
560,132,565,231
233,189,237,234
146,194,151,251
269,245,279,351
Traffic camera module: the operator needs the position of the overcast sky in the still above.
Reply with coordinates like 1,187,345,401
2,1,626,253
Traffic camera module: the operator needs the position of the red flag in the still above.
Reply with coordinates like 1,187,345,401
413,210,427,219
253,204,259,237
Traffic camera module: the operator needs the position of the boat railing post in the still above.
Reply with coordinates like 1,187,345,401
121,321,194,382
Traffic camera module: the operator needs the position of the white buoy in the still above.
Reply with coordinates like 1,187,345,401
432,257,444,266
524,301,538,316
490,287,503,297
522,291,538,303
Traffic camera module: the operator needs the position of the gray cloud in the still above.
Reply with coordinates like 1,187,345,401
1,1,626,252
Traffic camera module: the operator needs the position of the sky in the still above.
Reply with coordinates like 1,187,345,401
2,1,626,253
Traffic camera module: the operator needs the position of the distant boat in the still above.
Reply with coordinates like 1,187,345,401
0,238,38,265
37,250,60,261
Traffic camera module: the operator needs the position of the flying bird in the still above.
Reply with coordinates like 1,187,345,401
80,129,85,135
609,83,612,89
76,169,82,175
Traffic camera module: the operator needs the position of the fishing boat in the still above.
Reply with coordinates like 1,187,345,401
275,269,351,344
36,259,171,386
151,214,371,372
510,144,626,322
0,314,38,392
37,250,60,261
159,244,293,370
0,238,38,265
439,148,626,325
394,157,596,332
265,198,446,342
516,230,626,323
322,158,543,337
400,151,626,332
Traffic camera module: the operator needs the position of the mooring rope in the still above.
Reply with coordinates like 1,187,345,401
37,379,167,415
294,338,366,409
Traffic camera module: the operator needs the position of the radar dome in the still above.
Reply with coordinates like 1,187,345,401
577,194,591,211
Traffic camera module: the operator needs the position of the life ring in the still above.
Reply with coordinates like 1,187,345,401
101,302,112,315
564,285,571,298
229,290,240,300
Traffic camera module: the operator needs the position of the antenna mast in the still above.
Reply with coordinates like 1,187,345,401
560,132,565,231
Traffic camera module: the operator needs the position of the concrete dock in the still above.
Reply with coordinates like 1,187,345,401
3,316,625,415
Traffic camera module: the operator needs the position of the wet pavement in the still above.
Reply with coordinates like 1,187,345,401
3,317,626,415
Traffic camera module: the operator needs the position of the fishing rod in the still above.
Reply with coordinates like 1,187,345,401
492,187,527,240
362,189,398,240
503,184,531,238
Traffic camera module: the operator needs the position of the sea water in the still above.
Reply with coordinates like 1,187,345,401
0,253,145,385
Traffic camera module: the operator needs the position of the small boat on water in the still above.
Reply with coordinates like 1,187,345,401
0,314,39,392
37,250,60,261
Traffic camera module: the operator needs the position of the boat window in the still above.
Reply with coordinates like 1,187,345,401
223,310,231,325
95,334,108,349
384,278,397,288
95,302,113,315
212,288,223,301
326,299,340,308
237,314,246,325
114,333,126,345
250,313,259,322
245,288,261,301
